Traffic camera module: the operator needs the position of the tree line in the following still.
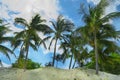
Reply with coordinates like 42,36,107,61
0,0,120,74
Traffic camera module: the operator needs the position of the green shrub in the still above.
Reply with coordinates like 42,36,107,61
12,58,41,69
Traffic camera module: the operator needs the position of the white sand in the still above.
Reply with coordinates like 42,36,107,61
0,67,120,80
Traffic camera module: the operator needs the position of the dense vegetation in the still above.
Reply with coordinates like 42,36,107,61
0,0,120,75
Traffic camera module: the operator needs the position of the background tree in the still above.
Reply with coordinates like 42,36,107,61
59,30,88,69
45,15,74,67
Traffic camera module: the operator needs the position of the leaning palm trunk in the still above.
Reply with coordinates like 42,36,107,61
0,60,3,67
72,59,76,69
94,29,99,74
69,53,73,69
24,45,29,71
52,39,58,67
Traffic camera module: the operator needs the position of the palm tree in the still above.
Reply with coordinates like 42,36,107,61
12,14,50,70
60,31,88,69
45,15,74,67
78,0,120,74
0,19,14,60
60,35,76,69
88,26,120,71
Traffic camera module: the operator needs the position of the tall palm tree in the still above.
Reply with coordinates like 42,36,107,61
88,26,120,71
12,14,50,70
78,0,120,74
45,15,74,67
0,19,14,60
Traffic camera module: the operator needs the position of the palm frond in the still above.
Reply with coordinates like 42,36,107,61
36,24,53,34
0,37,13,43
101,12,120,22
12,39,23,51
14,30,26,39
95,0,108,17
15,18,29,27
29,42,38,51
0,45,14,60
50,21,57,31
48,37,56,50
31,14,46,25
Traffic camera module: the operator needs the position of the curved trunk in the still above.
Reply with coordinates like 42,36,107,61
94,29,99,74
52,39,58,67
69,53,73,69
0,60,3,67
72,59,76,69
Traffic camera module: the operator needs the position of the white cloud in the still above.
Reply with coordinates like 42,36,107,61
1,0,60,20
0,0,60,32
0,0,62,54
87,0,100,5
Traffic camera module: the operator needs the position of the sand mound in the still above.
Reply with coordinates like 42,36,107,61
0,67,120,80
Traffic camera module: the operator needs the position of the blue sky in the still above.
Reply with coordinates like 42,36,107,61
0,0,120,68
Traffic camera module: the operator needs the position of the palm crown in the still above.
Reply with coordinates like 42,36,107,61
45,15,74,66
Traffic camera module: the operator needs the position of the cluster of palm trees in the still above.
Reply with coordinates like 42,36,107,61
0,0,120,74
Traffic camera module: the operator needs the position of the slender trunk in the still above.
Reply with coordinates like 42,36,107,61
52,39,58,67
72,59,76,69
18,43,24,67
94,29,99,74
69,53,73,69
18,43,24,59
24,45,29,71
80,60,84,67
0,60,3,67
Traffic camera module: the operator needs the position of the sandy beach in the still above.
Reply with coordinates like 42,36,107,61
0,67,120,80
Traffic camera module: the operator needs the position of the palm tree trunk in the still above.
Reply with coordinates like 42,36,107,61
94,29,99,74
52,39,58,67
69,53,73,69
24,45,29,71
72,59,76,69
18,43,24,60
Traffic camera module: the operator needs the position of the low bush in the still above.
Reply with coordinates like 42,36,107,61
12,58,41,69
